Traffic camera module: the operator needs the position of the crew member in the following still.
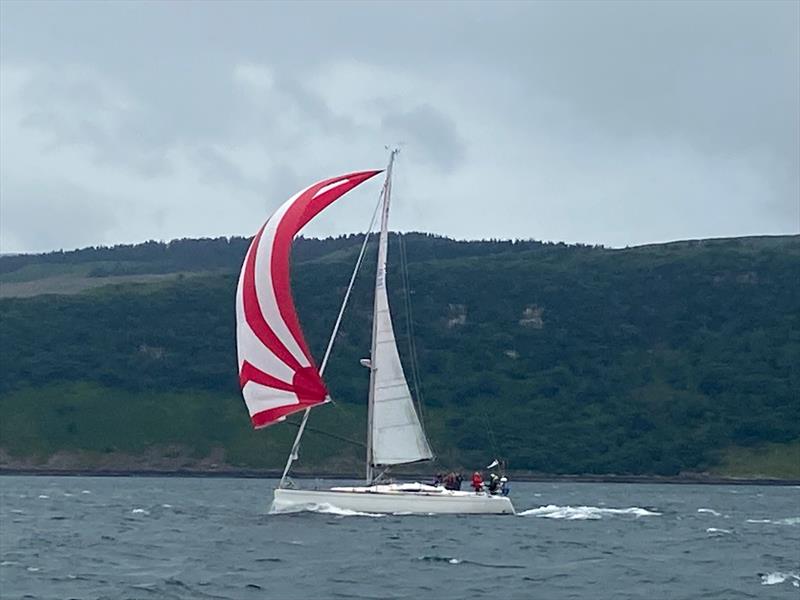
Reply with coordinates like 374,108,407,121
471,471,484,493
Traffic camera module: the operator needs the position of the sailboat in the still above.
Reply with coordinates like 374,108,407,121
235,151,514,515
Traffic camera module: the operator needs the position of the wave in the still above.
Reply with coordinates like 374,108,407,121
420,555,462,565
518,504,661,520
418,556,523,569
760,571,800,586
746,517,800,526
269,502,385,518
130,508,150,515
697,508,721,516
705,527,733,535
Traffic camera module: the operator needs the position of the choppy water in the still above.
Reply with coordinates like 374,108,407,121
1,476,798,599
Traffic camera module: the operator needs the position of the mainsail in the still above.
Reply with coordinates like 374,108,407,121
368,155,434,469
236,170,382,428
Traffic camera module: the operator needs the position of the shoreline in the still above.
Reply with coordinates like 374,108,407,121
1,467,797,486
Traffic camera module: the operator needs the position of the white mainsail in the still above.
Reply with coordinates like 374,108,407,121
367,153,433,470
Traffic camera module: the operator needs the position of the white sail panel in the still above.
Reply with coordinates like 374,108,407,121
370,283,434,464
369,166,433,466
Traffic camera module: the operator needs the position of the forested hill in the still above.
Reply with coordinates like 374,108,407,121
1,234,798,478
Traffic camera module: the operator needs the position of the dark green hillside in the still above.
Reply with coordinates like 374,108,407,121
1,234,798,478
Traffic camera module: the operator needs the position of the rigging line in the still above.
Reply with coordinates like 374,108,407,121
479,404,501,462
322,191,382,420
398,233,423,411
398,231,431,439
284,420,366,449
319,194,383,377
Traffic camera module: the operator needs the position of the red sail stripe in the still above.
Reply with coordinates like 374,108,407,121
270,170,382,363
241,223,304,375
291,365,328,400
238,360,295,391
251,402,320,429
242,362,328,428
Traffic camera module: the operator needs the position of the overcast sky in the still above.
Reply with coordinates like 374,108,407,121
1,0,798,253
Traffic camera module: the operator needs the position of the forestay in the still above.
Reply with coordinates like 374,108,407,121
368,162,434,466
236,170,382,428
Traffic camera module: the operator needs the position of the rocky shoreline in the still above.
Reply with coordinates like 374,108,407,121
1,467,797,486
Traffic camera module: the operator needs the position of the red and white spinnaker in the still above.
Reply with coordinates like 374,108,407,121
235,170,381,428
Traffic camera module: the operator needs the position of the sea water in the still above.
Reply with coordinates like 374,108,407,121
1,476,798,599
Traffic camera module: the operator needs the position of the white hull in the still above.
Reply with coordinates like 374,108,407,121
272,483,515,515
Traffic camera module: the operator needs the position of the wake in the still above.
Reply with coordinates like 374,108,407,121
269,502,386,518
517,504,661,520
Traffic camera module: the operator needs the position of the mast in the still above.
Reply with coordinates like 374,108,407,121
366,149,398,484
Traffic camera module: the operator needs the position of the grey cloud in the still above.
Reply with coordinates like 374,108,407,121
276,75,357,137
0,178,118,252
382,104,466,172
10,59,365,188
188,145,263,193
0,0,797,252
15,67,175,179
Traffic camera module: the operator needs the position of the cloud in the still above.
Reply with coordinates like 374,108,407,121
0,178,118,253
382,104,465,172
0,1,797,253
11,64,174,179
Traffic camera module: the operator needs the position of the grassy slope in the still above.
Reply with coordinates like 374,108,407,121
0,381,366,472
710,441,800,479
4,383,796,478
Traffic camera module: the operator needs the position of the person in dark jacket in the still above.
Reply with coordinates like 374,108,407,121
442,472,463,491
443,472,454,490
